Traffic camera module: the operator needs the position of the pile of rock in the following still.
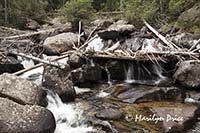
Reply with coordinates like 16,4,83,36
0,73,56,133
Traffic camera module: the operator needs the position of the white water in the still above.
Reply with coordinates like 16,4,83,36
19,57,94,133
47,92,94,133
124,62,167,85
86,37,104,52
125,63,135,83
97,90,110,98
18,56,35,69
74,86,91,94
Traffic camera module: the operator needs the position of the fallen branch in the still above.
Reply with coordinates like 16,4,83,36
13,54,69,75
10,51,66,69
143,20,181,50
189,39,200,51
84,50,199,61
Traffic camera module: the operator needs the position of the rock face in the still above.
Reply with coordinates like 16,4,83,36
43,32,78,55
98,23,135,40
112,85,186,103
173,60,200,88
0,97,56,133
0,73,47,106
106,61,126,80
43,65,76,102
71,64,102,84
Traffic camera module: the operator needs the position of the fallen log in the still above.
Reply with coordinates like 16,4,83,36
13,54,69,75
10,51,66,69
85,50,199,61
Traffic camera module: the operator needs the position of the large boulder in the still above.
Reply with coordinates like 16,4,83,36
43,65,76,102
0,97,56,133
173,60,200,88
0,73,47,106
98,23,135,40
43,32,78,55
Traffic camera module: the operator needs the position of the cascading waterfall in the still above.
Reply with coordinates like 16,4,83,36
105,65,112,86
20,57,94,133
124,62,167,85
125,62,135,83
47,91,94,133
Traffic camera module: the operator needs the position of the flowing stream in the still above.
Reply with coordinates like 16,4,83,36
19,58,94,133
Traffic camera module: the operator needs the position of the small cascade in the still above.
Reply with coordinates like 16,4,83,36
47,91,94,133
152,64,167,84
124,62,167,85
105,66,112,86
90,59,95,67
18,56,35,69
125,62,135,83
20,66,44,86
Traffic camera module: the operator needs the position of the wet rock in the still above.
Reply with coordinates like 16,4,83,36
96,108,122,120
87,116,118,133
98,23,135,40
152,104,200,133
68,53,85,69
0,55,24,74
0,56,24,74
190,92,200,101
71,65,102,84
122,102,200,133
43,65,76,102
173,60,200,88
43,32,78,55
0,73,47,106
112,85,186,103
106,61,125,80
0,97,56,133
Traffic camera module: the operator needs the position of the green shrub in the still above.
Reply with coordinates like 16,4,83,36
62,0,96,29
125,0,158,27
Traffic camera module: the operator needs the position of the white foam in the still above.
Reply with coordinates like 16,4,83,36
47,92,94,133
86,37,104,51
97,90,110,98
